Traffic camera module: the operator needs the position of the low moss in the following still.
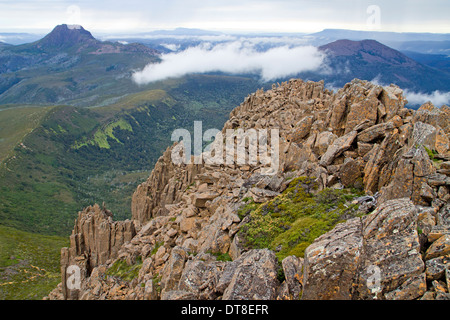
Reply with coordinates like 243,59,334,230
238,176,365,261
207,250,233,262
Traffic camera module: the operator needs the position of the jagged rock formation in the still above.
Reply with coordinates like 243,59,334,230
47,79,450,300
58,204,136,300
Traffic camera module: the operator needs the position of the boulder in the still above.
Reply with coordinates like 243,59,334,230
355,199,424,299
178,256,226,300
246,188,280,203
160,247,189,293
314,131,337,156
344,100,378,134
319,131,358,166
357,122,394,143
436,127,450,155
340,158,363,188
193,192,220,208
378,146,435,204
383,274,427,300
302,218,363,300
281,256,304,300
410,122,437,151
425,255,450,281
425,235,450,260
289,116,314,142
222,249,280,300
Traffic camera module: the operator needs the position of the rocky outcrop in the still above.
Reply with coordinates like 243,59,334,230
303,198,424,300
52,204,136,300
47,78,450,301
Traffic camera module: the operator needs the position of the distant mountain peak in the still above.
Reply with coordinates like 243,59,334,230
319,39,418,67
36,24,96,50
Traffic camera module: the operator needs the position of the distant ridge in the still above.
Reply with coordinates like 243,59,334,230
312,28,450,43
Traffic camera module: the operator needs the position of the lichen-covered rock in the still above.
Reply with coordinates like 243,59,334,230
425,235,450,260
355,198,424,300
302,198,424,300
222,249,280,300
160,246,189,294
302,218,363,300
319,130,358,166
178,255,226,300
425,255,450,281
281,256,304,300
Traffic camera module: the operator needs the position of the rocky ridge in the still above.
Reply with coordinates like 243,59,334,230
47,78,450,300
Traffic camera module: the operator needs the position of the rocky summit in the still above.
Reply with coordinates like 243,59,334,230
46,78,450,300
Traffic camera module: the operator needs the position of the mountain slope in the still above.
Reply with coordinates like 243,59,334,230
0,105,52,164
0,225,67,300
402,50,450,73
317,39,450,92
0,24,159,106
310,28,450,46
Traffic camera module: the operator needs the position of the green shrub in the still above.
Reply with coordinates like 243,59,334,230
238,177,365,260
207,250,233,262
106,257,143,281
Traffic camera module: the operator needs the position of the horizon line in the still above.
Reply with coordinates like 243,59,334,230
1,25,450,37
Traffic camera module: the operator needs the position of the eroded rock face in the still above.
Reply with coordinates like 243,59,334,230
47,78,450,301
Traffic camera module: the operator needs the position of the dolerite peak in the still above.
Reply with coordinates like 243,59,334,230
36,24,97,49
47,78,450,301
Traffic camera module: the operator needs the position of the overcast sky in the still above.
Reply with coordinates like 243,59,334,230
0,0,449,34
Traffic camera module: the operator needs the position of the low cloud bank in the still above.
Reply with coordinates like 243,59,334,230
132,41,326,84
404,90,450,107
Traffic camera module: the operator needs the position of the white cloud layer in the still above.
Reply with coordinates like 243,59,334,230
404,90,450,107
132,41,326,84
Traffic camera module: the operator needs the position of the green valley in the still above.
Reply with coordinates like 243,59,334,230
0,73,263,300
0,74,264,237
